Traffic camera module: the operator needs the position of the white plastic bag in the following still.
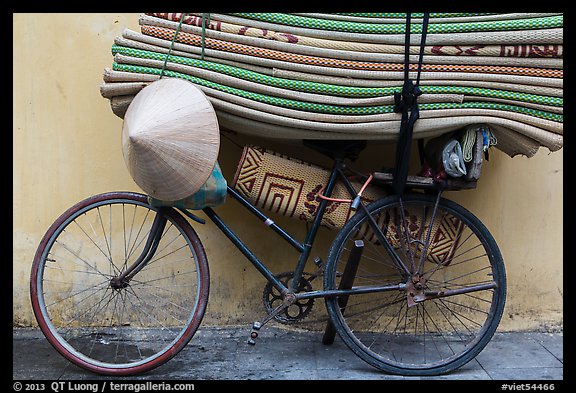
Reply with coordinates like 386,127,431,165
442,140,467,178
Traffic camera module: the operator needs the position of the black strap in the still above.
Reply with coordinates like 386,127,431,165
415,14,429,87
392,13,430,195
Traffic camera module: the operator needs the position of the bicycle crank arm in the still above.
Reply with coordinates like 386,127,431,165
247,293,297,345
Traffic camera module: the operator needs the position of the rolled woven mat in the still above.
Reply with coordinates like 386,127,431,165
214,111,563,154
225,13,562,34
110,82,562,151
121,28,564,80
141,14,563,64
106,85,562,141
272,69,563,94
295,13,561,24
101,12,563,158
488,124,544,158
103,67,158,82
110,91,561,155
208,96,562,137
101,79,562,138
104,66,562,131
214,110,562,152
100,81,148,98
330,12,553,19
104,65,563,99
102,68,563,101
110,47,562,110
139,24,563,70
232,145,386,230
116,34,275,76
109,58,562,126
190,13,563,45
114,33,563,89
109,32,563,92
464,96,563,115
110,95,134,118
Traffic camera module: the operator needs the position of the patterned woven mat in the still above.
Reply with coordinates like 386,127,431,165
232,145,386,230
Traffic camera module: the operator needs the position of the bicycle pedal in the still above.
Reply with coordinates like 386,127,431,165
313,256,323,267
247,321,261,345
247,297,293,344
309,257,324,279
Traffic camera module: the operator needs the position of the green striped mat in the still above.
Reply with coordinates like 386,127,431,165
112,61,562,123
333,13,498,18
227,13,563,34
111,45,562,108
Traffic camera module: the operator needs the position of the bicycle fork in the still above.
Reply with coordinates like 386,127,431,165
391,191,498,306
109,208,168,290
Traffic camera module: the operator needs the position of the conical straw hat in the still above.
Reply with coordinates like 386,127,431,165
122,78,220,201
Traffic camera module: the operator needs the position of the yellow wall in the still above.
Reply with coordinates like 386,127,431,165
13,13,562,331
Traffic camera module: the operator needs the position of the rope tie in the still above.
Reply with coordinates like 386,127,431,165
201,13,211,60
392,13,430,195
461,126,478,162
461,124,498,162
160,13,188,79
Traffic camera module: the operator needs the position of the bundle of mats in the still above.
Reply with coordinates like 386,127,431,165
100,13,563,158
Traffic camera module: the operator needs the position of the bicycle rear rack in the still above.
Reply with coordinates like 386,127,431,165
373,172,477,192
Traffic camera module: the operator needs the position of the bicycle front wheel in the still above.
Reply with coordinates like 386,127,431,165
324,193,506,375
30,192,210,376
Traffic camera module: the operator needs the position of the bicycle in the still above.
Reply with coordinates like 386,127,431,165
29,138,506,377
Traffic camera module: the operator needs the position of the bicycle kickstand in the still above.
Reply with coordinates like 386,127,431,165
247,293,296,345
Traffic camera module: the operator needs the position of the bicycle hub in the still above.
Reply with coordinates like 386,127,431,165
110,276,129,290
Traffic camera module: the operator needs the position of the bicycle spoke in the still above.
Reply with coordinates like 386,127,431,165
125,284,188,326
44,278,110,309
66,224,119,277
96,207,113,266
43,260,111,279
125,209,152,262
122,204,129,273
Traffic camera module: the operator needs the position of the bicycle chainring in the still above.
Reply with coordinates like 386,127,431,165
262,271,315,324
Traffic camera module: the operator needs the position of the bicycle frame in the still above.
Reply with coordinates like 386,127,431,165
117,155,422,308
102,149,496,314
200,157,409,302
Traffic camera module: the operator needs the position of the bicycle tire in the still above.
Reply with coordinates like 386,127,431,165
30,192,210,376
324,193,506,375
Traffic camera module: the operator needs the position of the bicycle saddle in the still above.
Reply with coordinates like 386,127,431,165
303,140,367,161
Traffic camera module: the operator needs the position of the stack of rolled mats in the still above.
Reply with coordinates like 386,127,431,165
100,12,563,158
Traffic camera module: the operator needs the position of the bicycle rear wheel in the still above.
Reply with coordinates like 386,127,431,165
324,193,506,375
30,192,210,376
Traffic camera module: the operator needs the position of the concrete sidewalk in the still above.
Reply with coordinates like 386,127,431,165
13,325,563,381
